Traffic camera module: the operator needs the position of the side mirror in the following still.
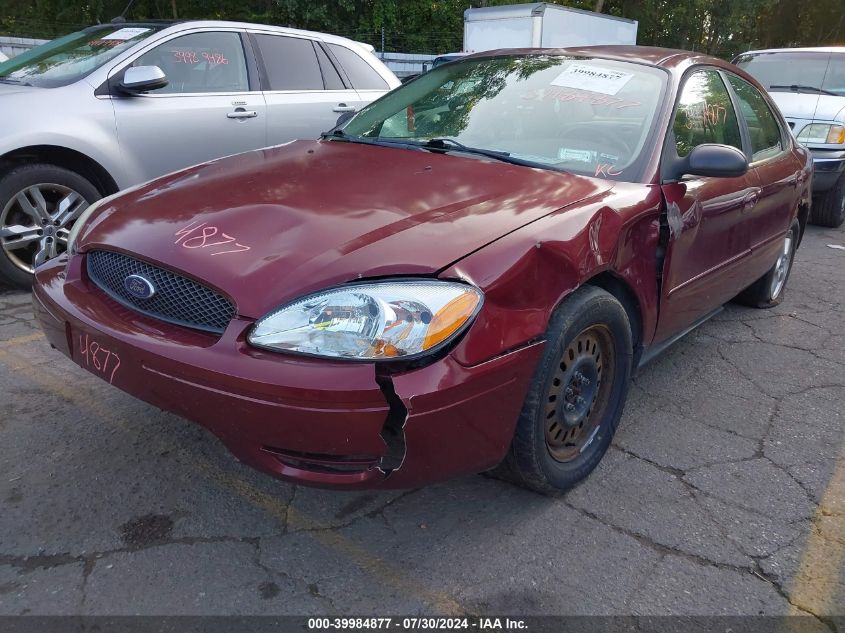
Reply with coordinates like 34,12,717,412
119,65,168,94
335,110,355,127
672,144,749,180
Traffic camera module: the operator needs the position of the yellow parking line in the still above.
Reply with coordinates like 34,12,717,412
192,454,464,613
787,443,845,619
0,346,463,614
0,331,45,348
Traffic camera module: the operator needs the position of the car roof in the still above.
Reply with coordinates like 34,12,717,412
738,46,845,55
88,19,371,50
160,19,370,48
86,20,179,30
465,45,729,70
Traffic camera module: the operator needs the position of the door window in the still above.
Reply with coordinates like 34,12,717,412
726,74,783,162
315,44,345,90
328,44,388,90
253,35,324,90
672,70,742,157
133,31,248,94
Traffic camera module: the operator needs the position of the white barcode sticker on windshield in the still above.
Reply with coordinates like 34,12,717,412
102,27,151,41
551,64,634,96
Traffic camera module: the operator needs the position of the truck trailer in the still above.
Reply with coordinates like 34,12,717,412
463,3,638,53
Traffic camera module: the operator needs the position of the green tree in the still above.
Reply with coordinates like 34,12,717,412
0,0,842,57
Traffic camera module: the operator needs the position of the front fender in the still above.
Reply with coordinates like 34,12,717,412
0,87,126,187
442,184,663,366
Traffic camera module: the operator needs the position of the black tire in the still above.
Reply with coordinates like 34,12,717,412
492,286,633,495
810,171,845,228
0,164,101,289
736,220,800,309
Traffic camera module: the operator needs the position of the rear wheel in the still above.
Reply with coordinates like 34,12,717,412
810,171,845,228
736,220,799,309
0,164,100,288
493,286,633,495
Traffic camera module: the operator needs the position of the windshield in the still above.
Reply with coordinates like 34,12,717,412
341,55,668,181
0,25,162,88
735,52,845,97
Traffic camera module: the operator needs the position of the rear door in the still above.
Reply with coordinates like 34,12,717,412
725,73,803,279
325,42,393,108
250,33,360,144
656,68,759,342
110,29,266,183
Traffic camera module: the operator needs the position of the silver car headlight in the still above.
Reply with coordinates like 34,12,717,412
248,280,483,360
796,123,845,145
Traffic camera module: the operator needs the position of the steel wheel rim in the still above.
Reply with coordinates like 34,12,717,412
770,232,793,300
545,324,615,463
0,183,89,274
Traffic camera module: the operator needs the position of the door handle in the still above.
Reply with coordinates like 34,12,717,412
743,191,760,210
227,109,258,119
332,103,356,113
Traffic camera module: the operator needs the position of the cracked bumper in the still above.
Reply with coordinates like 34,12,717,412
32,256,544,489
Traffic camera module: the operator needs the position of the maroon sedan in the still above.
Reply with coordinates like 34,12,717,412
33,47,812,494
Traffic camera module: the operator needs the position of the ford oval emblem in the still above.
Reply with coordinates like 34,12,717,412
124,274,156,300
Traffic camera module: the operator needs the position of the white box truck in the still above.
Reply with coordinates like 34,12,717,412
463,3,637,53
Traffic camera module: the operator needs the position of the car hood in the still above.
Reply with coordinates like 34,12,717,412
768,92,845,122
79,140,611,318
0,82,41,96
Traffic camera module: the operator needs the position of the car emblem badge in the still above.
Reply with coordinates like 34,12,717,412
124,274,156,300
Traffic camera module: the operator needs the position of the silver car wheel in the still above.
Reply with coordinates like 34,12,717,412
0,183,89,274
770,231,793,300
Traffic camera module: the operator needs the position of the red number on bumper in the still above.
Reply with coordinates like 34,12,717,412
78,332,121,384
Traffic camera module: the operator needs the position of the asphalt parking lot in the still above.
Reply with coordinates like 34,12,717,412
0,223,842,624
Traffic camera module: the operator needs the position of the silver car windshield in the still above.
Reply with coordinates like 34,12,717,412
735,52,845,97
341,55,668,181
0,24,162,88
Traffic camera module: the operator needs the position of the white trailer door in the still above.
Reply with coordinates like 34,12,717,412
540,9,637,47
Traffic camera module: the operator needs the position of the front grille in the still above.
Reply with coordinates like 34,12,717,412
86,250,235,334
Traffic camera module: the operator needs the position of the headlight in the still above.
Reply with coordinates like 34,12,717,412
248,280,483,360
796,123,845,145
66,194,113,254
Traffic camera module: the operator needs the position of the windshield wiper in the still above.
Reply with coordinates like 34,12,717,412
769,84,836,96
320,129,349,140
419,137,509,157
319,129,427,150
321,133,566,172
410,137,563,171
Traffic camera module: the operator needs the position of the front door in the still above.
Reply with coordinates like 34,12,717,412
656,69,759,342
110,30,267,184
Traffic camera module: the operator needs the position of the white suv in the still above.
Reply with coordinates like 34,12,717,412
735,47,845,228
0,20,399,287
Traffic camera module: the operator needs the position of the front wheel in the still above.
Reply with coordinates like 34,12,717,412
0,164,100,288
493,286,633,495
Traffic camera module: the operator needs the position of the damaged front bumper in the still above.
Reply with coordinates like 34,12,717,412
32,256,544,489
